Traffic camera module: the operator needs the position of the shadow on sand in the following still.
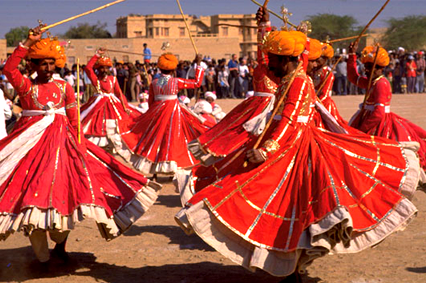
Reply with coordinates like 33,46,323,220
0,246,322,282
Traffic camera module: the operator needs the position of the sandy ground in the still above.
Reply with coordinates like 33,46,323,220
2,94,426,283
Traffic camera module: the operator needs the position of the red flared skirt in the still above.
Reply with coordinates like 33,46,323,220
0,115,159,240
121,99,209,174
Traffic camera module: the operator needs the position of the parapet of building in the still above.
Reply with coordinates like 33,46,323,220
115,13,257,61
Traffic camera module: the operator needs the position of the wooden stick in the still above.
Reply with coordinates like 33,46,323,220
329,34,369,44
176,0,198,55
354,0,390,44
253,61,303,149
215,23,258,29
41,0,126,31
250,0,297,28
76,58,81,144
316,56,342,96
108,49,160,57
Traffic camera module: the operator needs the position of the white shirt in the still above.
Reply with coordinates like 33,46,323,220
0,89,12,139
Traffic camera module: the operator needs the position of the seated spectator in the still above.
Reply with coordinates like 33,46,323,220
137,91,149,114
205,91,226,121
193,100,216,128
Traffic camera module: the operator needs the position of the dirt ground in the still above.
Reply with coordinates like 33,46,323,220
2,94,426,283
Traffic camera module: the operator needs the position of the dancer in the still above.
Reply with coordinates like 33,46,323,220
81,48,141,158
188,8,279,166
0,26,160,266
307,39,359,134
348,42,426,170
120,53,208,175
176,27,421,281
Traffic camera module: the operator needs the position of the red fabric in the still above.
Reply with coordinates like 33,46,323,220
201,113,217,128
313,66,360,134
3,45,78,130
196,96,272,157
406,61,417,77
81,54,140,137
196,23,278,158
0,46,151,236
187,68,411,251
121,71,208,171
348,54,426,169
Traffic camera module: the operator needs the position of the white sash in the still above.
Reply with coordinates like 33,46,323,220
315,101,348,134
0,104,66,185
81,92,120,120
243,95,276,135
364,104,391,113
155,95,178,101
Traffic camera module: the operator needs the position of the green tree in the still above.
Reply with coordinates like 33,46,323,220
5,26,30,47
304,14,366,51
382,15,426,51
62,22,112,39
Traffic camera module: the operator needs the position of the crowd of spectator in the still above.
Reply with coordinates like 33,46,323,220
1,46,426,108
331,47,426,95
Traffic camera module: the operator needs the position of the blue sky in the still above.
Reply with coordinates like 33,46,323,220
1,0,424,38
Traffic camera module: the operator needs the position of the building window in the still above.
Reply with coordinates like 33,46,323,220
179,27,185,37
85,45,94,50
134,31,142,37
155,27,159,36
123,55,129,63
149,28,153,37
68,56,75,65
222,27,228,36
239,28,243,35
122,45,129,49
164,27,169,37
68,45,75,50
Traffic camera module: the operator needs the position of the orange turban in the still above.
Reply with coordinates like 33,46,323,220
263,30,307,57
158,53,178,70
361,46,389,67
94,56,113,68
308,38,322,61
321,43,334,59
27,38,67,68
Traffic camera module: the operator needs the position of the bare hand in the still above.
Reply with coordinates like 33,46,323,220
246,149,266,164
97,47,106,55
256,7,269,24
349,41,359,54
24,25,46,47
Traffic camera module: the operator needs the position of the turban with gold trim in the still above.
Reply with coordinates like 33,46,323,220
361,46,389,67
263,30,307,57
158,53,179,70
27,38,67,68
321,43,334,59
308,38,322,61
94,56,113,68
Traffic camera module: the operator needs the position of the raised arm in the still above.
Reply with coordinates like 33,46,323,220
84,54,100,86
3,46,32,96
176,66,205,89
347,41,369,88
